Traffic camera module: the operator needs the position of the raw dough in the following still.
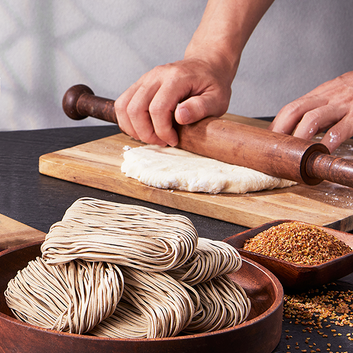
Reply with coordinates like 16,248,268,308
121,145,296,194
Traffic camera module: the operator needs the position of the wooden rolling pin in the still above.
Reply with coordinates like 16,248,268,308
62,84,353,188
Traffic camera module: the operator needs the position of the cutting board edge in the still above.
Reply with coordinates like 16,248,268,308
0,214,46,251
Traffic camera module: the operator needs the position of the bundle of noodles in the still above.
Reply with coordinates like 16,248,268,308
90,238,250,338
182,275,251,334
4,257,123,334
167,237,242,286
5,197,251,339
41,197,198,271
165,238,250,334
90,268,196,338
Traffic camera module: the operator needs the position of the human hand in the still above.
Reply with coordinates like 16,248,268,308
269,71,353,153
114,57,233,147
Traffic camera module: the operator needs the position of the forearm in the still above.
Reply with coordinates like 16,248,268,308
185,0,274,81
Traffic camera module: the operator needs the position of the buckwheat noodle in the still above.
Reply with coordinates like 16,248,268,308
182,275,251,334
90,267,197,338
5,257,123,334
5,197,251,339
41,197,198,272
167,237,242,286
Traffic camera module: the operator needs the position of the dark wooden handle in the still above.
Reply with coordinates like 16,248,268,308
306,152,353,187
62,84,117,123
62,84,353,188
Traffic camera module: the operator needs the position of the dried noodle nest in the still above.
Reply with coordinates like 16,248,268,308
5,197,251,338
167,237,242,286
90,268,196,339
183,275,251,334
5,257,123,334
41,197,198,271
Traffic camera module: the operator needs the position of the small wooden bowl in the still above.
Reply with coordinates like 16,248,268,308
224,220,353,291
0,241,283,353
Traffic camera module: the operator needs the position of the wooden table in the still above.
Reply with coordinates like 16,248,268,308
0,123,353,352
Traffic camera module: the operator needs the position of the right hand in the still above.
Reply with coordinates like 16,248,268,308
114,57,233,147
269,71,353,153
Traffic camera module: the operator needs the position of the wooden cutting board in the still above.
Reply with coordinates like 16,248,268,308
0,214,45,251
39,114,353,231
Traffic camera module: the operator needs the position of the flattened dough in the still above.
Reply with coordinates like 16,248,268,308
121,145,296,194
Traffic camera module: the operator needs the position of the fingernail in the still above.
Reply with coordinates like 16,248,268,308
178,106,191,124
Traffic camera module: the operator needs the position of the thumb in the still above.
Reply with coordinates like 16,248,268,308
175,93,229,125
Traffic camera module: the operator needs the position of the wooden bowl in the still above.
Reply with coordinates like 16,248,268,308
0,241,283,353
224,220,353,291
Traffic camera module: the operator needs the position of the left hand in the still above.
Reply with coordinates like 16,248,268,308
268,71,353,153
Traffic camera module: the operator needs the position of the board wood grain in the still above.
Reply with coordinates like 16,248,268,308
0,214,45,250
38,114,353,231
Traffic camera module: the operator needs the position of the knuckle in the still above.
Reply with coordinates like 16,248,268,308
126,100,141,119
151,64,177,79
302,109,321,123
155,63,189,83
281,100,303,116
139,131,155,143
149,100,166,117
299,111,322,136
114,98,126,115
152,64,166,76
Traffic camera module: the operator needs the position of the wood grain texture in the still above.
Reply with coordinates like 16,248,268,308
38,114,353,231
0,214,45,250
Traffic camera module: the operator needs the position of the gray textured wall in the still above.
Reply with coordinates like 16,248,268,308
1,0,352,130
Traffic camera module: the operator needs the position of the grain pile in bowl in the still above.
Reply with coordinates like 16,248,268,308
5,197,251,338
243,221,352,265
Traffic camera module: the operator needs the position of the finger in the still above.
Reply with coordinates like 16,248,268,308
175,90,231,125
115,83,141,141
293,104,347,141
126,82,169,146
269,95,328,135
321,115,353,153
148,83,184,147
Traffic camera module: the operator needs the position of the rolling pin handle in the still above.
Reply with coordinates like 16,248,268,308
306,152,353,188
62,84,117,124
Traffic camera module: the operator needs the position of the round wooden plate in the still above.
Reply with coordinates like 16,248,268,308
0,242,283,353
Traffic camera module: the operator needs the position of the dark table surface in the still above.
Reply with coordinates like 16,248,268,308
0,124,353,353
